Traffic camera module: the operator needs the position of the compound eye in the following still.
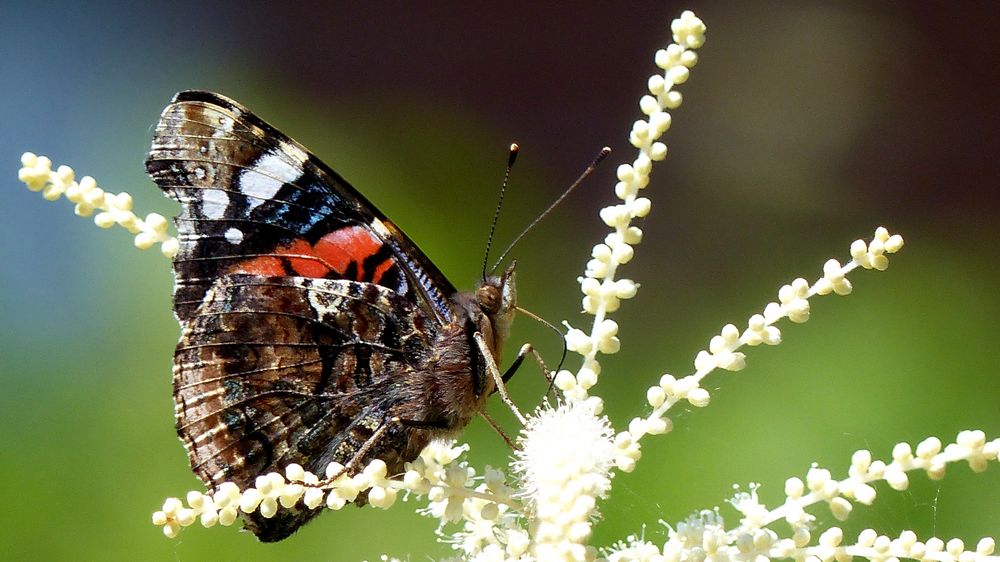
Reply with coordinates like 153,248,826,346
476,285,501,315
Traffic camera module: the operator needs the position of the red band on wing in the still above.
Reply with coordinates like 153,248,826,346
313,226,381,275
235,256,286,276
230,226,395,283
287,239,329,278
371,256,394,285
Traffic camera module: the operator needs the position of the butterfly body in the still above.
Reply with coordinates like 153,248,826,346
146,91,515,541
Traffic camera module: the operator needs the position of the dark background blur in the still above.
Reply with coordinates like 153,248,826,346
2,1,998,560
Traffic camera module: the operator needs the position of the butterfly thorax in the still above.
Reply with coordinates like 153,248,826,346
399,266,516,436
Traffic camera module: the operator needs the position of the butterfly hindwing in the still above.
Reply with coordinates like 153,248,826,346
172,275,432,484
173,274,436,540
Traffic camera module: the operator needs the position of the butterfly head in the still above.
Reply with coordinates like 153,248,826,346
476,260,517,346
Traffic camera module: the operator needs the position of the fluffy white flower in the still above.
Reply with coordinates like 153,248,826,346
514,402,614,561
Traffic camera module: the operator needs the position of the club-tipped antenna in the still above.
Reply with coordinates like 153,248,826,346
490,146,611,273
482,143,520,281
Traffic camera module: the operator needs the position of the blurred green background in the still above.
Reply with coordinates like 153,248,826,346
2,1,998,560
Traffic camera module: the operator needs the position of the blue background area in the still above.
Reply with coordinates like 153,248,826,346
2,2,998,559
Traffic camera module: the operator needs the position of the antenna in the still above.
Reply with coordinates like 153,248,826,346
515,305,569,375
490,146,611,273
482,143,520,280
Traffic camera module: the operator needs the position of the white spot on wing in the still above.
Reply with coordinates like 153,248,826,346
214,115,235,138
369,218,392,238
307,281,345,321
280,141,309,163
201,188,229,219
224,227,244,244
240,149,302,212
193,423,228,445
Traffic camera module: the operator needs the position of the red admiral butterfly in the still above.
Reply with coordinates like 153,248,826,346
146,91,517,541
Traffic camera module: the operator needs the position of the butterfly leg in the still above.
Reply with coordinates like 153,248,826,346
474,332,527,425
501,343,553,384
478,408,519,450
499,343,560,403
323,416,399,483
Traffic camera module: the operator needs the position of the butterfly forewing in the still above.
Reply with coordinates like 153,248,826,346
146,90,457,323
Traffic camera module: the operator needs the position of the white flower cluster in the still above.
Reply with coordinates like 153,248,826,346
604,430,1000,562
151,441,518,541
557,10,707,405
612,226,905,475
434,465,527,561
513,402,615,561
17,152,179,257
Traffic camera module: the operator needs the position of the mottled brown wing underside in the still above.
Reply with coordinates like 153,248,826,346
174,275,433,485
173,275,436,539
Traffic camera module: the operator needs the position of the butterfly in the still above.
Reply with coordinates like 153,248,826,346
145,90,517,541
